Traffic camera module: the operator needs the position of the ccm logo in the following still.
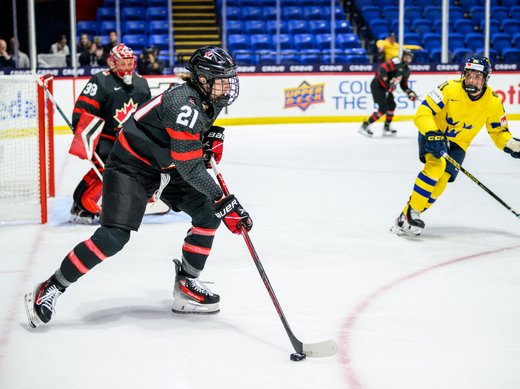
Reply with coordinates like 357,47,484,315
216,199,237,218
427,135,444,141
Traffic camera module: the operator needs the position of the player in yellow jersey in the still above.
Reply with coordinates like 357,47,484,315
391,56,520,236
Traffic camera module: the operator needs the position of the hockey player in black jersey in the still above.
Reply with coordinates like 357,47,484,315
360,49,418,137
69,43,151,223
24,46,253,327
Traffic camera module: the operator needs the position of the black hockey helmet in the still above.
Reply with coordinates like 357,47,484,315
462,55,491,95
402,49,414,60
188,46,239,106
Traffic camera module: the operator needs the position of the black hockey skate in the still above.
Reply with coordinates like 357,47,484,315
171,259,220,314
358,121,373,137
383,123,397,136
24,277,65,328
391,206,425,236
69,202,100,225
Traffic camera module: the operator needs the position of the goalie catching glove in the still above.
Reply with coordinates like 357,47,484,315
202,126,225,167
504,137,520,159
69,112,105,160
424,130,448,158
212,194,253,234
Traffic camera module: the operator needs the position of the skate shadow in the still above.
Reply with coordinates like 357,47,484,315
423,225,520,241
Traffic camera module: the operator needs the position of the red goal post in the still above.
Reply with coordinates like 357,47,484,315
0,74,55,224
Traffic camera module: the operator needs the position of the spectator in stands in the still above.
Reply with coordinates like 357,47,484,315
50,34,70,56
79,42,107,67
138,46,165,75
77,33,91,53
376,32,422,62
0,39,15,68
103,31,118,55
8,37,30,69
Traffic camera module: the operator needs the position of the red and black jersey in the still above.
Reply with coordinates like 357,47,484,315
111,81,224,201
72,71,151,143
375,57,412,93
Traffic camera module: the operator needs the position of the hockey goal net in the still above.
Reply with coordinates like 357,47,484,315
0,74,55,224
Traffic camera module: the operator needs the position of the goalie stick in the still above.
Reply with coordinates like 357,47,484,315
442,151,520,218
209,157,338,358
33,74,170,215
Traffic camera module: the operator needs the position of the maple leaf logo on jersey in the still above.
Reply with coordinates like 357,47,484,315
114,98,138,126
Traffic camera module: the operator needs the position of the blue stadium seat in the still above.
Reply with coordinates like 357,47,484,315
280,0,299,6
413,19,433,35
422,33,441,52
126,0,144,6
503,0,519,6
149,20,169,35
492,33,512,55
283,6,303,20
293,34,316,50
262,7,277,20
411,50,430,64
429,47,448,62
403,33,422,46
147,0,169,5
287,20,308,35
309,20,330,34
123,21,146,35
465,32,484,52
432,19,443,34
459,0,481,10
449,6,464,21
257,51,277,65
226,7,241,20
316,34,332,50
513,33,520,48
321,49,346,64
278,50,299,65
405,6,422,21
234,50,256,65
345,47,367,56
491,6,510,22
480,19,501,35
322,6,346,19
475,48,497,62
354,0,374,9
77,21,98,36
369,19,390,39
454,19,475,35
502,20,520,37
336,33,361,49
97,7,115,21
423,6,441,22
469,6,485,23
336,21,353,34
258,0,276,5
303,6,322,21
448,33,465,50
375,0,394,7
345,55,370,64
361,6,381,22
122,7,144,21
228,34,249,51
300,0,317,7
250,34,272,51
415,0,436,8
146,7,168,20
245,20,266,34
266,20,287,34
148,34,170,50
391,20,412,36
382,6,398,20
272,34,293,50
502,48,520,63
99,21,116,35
300,49,320,64
122,34,147,50
511,6,520,21
452,48,473,63
242,6,262,20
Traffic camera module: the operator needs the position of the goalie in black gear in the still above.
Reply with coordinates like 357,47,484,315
24,46,253,328
69,43,151,224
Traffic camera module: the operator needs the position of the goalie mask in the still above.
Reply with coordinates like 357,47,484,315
107,44,136,85
462,56,491,97
188,46,239,107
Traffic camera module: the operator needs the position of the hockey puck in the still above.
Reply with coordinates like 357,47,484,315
290,352,306,362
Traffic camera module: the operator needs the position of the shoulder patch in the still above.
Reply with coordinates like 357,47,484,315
501,115,508,127
428,88,444,104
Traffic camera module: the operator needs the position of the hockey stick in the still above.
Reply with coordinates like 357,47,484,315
209,157,338,358
442,151,520,218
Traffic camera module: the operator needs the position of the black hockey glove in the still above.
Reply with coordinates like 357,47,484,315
406,90,418,101
212,194,253,235
424,130,448,158
202,126,225,167
504,138,520,159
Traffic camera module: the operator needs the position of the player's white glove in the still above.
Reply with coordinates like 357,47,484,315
504,137,520,159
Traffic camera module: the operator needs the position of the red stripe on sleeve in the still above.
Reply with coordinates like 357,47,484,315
67,251,88,274
118,129,152,166
166,128,200,141
84,239,107,261
77,96,100,109
171,149,203,161
387,60,395,71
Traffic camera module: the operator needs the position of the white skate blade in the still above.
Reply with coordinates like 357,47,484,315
383,130,397,137
303,339,339,357
24,290,42,328
171,297,220,315
358,128,373,137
